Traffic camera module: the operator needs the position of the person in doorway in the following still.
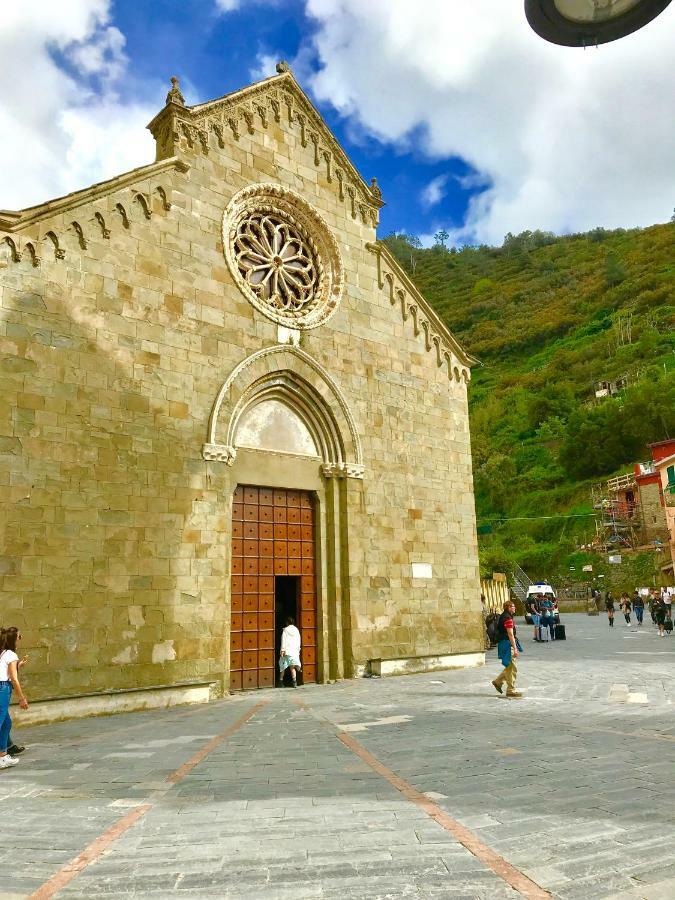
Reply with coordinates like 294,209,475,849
605,592,615,627
491,600,523,699
1,627,29,770
279,617,302,688
632,590,644,626
620,593,632,626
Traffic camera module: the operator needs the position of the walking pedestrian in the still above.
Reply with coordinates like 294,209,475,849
1,627,29,770
620,593,632,626
278,617,302,687
632,590,644,626
491,600,523,699
605,592,615,627
653,594,666,637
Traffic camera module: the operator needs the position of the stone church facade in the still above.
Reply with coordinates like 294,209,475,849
0,65,483,721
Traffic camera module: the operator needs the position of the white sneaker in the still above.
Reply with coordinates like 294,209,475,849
0,755,19,769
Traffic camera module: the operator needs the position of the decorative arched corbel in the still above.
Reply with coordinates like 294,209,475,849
254,103,268,128
212,122,225,149
453,365,461,383
115,203,130,228
322,150,333,183
347,186,357,219
71,221,88,249
397,289,408,321
432,334,443,366
25,241,40,267
284,94,294,125
335,169,345,202
439,350,451,378
94,211,110,239
270,98,281,123
384,272,395,303
297,114,307,148
310,132,320,166
242,110,254,135
156,186,171,211
421,319,432,352
133,193,152,220
227,116,240,140
45,230,65,259
3,235,21,263
409,305,420,336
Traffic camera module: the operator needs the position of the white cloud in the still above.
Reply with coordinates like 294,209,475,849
420,174,448,209
0,2,159,211
214,0,241,11
250,53,278,82
304,0,675,245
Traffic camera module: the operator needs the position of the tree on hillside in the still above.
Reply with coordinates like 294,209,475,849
604,251,626,287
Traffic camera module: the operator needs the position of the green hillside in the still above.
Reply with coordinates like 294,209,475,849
383,223,675,583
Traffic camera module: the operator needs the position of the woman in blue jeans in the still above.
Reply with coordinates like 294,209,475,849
0,627,29,770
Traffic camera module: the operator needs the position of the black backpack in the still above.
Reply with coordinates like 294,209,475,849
485,613,500,645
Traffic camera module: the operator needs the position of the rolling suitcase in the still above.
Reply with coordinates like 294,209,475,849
555,623,566,640
538,626,549,642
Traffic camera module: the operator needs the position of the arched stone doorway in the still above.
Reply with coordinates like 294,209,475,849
203,345,364,690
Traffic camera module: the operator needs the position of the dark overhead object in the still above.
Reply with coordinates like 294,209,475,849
525,0,672,46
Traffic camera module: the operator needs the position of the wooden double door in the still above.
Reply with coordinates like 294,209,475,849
230,485,318,690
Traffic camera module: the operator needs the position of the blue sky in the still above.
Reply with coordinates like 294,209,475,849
1,1,674,246
103,0,478,242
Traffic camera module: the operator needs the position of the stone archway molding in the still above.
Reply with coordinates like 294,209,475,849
203,344,364,479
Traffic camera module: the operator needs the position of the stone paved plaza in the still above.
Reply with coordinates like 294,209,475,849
2,613,674,900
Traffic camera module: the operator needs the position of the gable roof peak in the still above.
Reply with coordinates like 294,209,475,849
147,67,384,224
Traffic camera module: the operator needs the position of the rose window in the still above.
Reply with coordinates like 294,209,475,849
234,214,320,313
223,184,344,329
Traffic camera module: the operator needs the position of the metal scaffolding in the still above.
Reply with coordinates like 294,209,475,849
591,473,640,551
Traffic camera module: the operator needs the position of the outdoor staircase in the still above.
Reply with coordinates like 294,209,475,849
509,564,533,604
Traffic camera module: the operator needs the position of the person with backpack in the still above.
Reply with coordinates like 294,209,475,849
490,600,523,699
540,595,556,641
653,595,667,637
1,627,29,770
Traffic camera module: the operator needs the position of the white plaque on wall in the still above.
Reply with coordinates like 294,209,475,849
412,563,433,579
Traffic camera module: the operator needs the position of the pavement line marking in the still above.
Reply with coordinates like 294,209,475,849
290,696,550,900
337,730,552,900
29,803,152,900
28,699,268,900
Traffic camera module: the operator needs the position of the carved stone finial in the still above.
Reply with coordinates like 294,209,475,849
166,76,185,106
276,60,291,75
370,177,382,200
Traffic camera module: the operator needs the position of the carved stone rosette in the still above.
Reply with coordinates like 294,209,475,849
321,462,365,480
223,184,343,330
202,443,237,465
